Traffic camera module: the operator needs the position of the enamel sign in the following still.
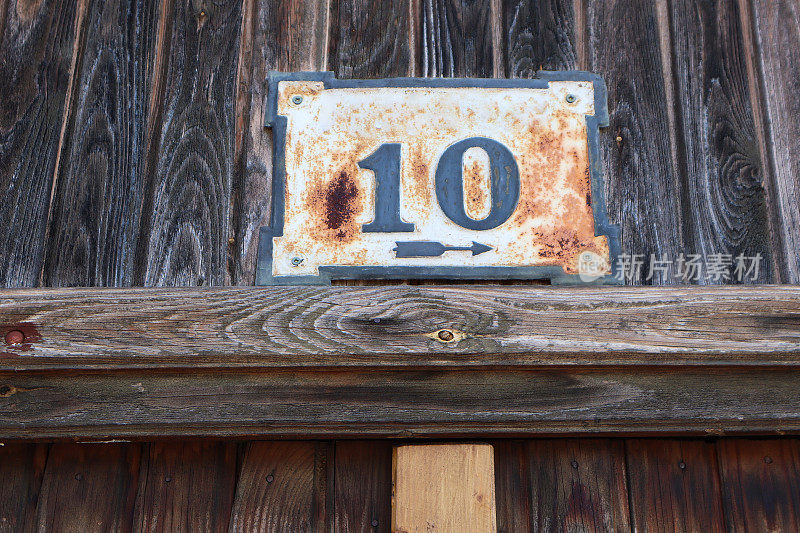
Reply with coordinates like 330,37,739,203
256,72,620,284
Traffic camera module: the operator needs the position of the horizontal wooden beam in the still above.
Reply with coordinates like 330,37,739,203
1,286,799,438
1,285,799,370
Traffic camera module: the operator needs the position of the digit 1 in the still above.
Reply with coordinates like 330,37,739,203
435,137,520,230
360,143,415,233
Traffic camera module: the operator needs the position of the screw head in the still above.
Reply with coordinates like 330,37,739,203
4,330,24,345
565,93,577,103
291,95,303,105
437,329,455,342
291,257,304,267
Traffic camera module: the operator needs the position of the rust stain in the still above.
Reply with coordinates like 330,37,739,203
1,322,41,354
463,159,490,221
305,167,364,243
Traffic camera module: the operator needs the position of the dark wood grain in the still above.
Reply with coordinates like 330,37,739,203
42,0,159,287
133,441,237,532
232,0,330,284
521,439,630,531
329,0,415,78
422,0,502,77
135,0,242,287
229,441,332,532
35,443,141,532
750,0,800,283
502,0,578,75
626,439,725,532
717,438,800,532
493,440,531,532
0,443,47,532
2,285,800,370
334,441,392,532
3,367,800,438
588,0,685,284
0,0,79,287
669,0,774,283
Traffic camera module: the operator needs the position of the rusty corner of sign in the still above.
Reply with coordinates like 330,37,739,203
255,71,621,286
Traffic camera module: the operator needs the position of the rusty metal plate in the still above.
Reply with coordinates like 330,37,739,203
257,72,620,285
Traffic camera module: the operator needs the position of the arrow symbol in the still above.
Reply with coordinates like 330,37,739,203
392,241,493,258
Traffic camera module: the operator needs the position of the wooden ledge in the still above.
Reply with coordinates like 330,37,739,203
1,286,799,439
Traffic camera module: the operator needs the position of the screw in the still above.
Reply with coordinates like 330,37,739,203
291,95,303,105
571,460,579,469
75,473,83,481
266,474,274,483
4,330,24,345
764,456,773,464
291,257,304,267
565,93,577,103
371,519,379,527
679,461,686,470
437,329,455,342
165,476,172,482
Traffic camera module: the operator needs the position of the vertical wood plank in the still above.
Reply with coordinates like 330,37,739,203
587,0,685,284
749,0,800,283
135,0,242,287
229,441,332,532
42,0,160,287
625,439,725,532
0,443,48,532
717,439,800,532
502,0,579,75
328,0,414,78
35,443,141,532
334,441,393,533
0,0,80,286
392,444,497,533
231,0,330,284
422,0,502,77
522,439,630,532
133,441,237,532
669,0,775,283
493,440,531,533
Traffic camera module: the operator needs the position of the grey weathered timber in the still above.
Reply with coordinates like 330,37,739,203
1,285,799,370
2,367,800,438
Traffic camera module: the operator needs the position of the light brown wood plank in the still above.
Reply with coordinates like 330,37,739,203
229,441,331,532
626,439,725,532
392,444,497,533
717,438,800,531
2,367,800,438
35,443,141,532
0,443,48,532
1,285,799,370
133,441,237,532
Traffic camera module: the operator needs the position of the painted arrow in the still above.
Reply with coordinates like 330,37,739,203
392,241,493,258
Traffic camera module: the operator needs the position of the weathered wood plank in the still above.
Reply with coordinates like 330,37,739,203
0,443,48,532
229,441,332,532
0,0,80,286
750,0,800,283
503,0,578,75
392,444,497,532
133,441,237,532
334,441,392,532
669,0,775,283
422,0,502,77
135,0,242,287
3,367,800,438
717,438,800,531
493,440,530,532
1,286,800,369
35,443,141,531
588,0,685,284
42,0,159,287
232,0,330,284
626,439,725,531
329,0,415,78
509,439,630,532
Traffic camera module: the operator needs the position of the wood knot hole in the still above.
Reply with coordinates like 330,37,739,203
437,329,455,342
4,330,24,345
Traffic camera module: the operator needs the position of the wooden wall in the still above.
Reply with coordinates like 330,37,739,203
2,0,800,531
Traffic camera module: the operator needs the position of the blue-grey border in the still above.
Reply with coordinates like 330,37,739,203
256,71,621,285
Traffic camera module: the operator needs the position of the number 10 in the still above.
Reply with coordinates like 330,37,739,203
359,138,520,232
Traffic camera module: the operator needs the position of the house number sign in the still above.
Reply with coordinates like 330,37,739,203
256,72,620,285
